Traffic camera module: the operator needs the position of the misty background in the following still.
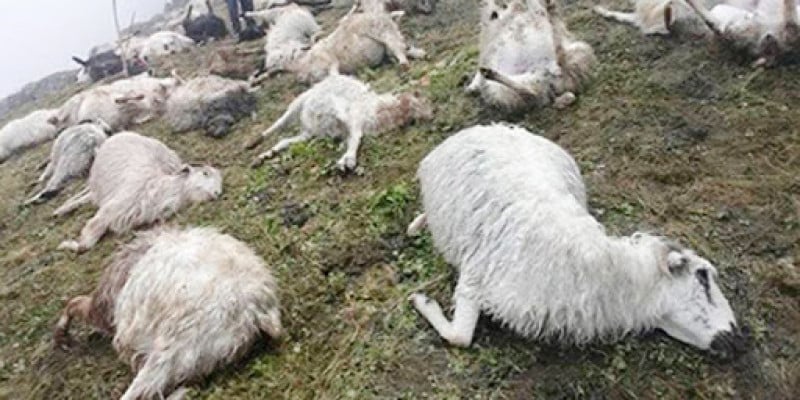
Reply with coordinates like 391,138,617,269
0,0,170,99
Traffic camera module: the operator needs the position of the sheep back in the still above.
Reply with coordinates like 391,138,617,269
42,123,108,192
418,124,633,340
112,227,281,386
0,109,58,162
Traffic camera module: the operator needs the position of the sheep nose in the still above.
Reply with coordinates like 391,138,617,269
709,323,749,359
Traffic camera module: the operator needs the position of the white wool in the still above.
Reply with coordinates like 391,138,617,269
122,31,195,62
594,0,701,35
52,75,181,132
288,11,424,82
0,109,58,162
248,72,431,170
412,124,738,349
683,0,800,64
247,5,321,74
55,132,222,252
26,121,109,205
164,75,252,133
466,0,595,111
54,226,281,399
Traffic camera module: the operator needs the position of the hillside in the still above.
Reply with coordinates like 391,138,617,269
1,0,798,398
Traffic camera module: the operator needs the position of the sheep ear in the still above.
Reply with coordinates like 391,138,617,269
72,56,87,66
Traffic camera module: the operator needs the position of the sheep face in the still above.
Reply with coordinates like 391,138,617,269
400,92,434,122
181,164,223,202
655,245,744,357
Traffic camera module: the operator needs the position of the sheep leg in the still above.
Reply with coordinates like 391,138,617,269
336,123,364,171
58,211,110,253
245,95,306,150
36,161,54,185
53,295,92,350
465,71,484,94
52,187,91,217
480,67,540,99
410,292,480,347
683,0,724,37
592,7,639,28
369,31,410,69
406,213,427,236
252,131,312,167
119,352,174,400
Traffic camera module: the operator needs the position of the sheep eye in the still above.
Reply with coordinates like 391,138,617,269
490,11,499,20
202,171,209,177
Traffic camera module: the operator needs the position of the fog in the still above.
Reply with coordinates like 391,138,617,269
0,0,168,98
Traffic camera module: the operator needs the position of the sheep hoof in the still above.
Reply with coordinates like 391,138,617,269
553,92,576,109
336,155,356,172
244,136,264,150
409,292,433,308
57,240,81,252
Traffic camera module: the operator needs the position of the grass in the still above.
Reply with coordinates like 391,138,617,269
1,0,799,398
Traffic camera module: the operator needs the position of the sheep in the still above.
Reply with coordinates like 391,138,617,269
183,0,229,43
54,131,222,253
53,226,282,399
357,0,436,15
466,0,595,112
407,124,746,357
124,31,196,62
164,74,257,138
0,109,59,163
24,120,111,205
73,48,149,84
275,9,425,83
245,4,321,79
245,68,432,170
50,74,182,132
593,0,703,35
684,0,800,66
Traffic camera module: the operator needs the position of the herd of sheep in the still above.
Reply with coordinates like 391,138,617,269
2,0,791,397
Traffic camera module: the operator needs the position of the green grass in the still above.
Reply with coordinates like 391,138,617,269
1,1,799,398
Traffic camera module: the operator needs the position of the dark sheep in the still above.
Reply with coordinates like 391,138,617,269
183,0,229,44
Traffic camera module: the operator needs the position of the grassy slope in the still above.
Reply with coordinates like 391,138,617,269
1,1,799,398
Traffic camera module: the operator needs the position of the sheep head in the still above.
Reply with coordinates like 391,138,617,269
179,164,223,202
631,233,746,357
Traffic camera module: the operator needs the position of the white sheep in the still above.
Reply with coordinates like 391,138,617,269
53,226,282,400
594,0,701,35
54,131,222,253
684,0,800,66
165,74,256,137
123,31,196,62
50,74,182,132
245,69,432,170
466,0,595,111
285,9,425,83
245,4,321,79
25,119,111,205
357,0,436,15
408,124,745,356
0,109,58,163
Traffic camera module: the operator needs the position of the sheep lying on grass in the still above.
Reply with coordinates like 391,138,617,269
285,9,425,83
55,132,222,253
593,0,700,36
684,0,800,66
50,74,182,132
54,226,282,400
246,4,321,81
25,119,111,205
245,69,432,171
165,75,256,138
183,0,229,43
0,109,58,163
409,124,746,357
467,0,595,112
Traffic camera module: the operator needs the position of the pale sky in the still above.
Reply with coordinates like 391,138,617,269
0,0,169,98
